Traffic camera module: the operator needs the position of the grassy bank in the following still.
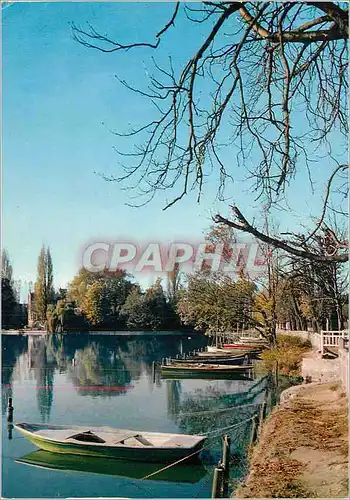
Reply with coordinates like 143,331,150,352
257,333,312,377
235,382,348,498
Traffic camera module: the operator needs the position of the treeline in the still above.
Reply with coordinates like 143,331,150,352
2,225,348,337
46,269,182,332
1,247,183,332
177,225,348,345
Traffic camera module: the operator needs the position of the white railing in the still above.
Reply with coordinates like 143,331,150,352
320,330,349,354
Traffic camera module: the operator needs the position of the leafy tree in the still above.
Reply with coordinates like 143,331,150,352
145,279,168,326
68,268,135,328
1,278,16,329
83,281,110,327
46,304,58,333
34,246,54,323
178,272,255,339
1,250,18,329
2,249,13,282
121,280,169,330
68,268,100,306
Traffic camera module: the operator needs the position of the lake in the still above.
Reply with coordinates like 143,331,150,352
2,332,285,498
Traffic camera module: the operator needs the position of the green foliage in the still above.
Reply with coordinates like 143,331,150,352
259,334,311,377
120,279,169,330
67,268,135,329
2,249,13,282
1,250,24,329
83,281,110,327
46,304,58,333
1,278,16,329
276,334,312,350
177,273,255,334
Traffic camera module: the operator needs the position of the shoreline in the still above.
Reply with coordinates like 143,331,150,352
1,329,197,336
234,380,348,498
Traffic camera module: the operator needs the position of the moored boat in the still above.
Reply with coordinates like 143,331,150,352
202,347,261,357
167,354,250,366
222,343,264,349
14,423,205,462
161,362,253,380
16,450,207,483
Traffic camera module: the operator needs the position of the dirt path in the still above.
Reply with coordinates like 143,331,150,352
235,382,348,498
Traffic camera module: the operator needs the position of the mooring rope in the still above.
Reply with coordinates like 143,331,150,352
175,401,261,418
141,444,209,480
140,415,257,481
200,415,256,437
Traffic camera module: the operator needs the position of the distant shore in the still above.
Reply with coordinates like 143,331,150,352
1,329,197,337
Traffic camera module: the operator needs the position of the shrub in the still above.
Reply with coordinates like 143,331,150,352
259,334,311,377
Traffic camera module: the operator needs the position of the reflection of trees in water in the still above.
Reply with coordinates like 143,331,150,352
1,332,207,412
115,334,206,386
63,334,205,395
1,335,27,412
166,380,182,418
167,376,274,465
28,337,56,422
68,342,132,396
168,371,299,465
36,364,55,422
174,382,265,436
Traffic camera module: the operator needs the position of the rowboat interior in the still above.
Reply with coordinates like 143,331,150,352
15,423,204,450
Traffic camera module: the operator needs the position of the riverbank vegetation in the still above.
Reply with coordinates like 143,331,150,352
257,334,312,377
2,229,348,336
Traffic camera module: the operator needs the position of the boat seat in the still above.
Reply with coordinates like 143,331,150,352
67,431,106,443
164,435,198,448
117,434,154,446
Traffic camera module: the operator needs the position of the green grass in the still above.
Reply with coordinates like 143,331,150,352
258,334,312,377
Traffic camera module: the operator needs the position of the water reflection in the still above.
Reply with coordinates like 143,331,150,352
16,449,207,483
166,380,182,417
2,335,27,412
2,333,299,499
1,332,207,422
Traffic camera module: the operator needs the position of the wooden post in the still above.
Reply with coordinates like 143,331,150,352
274,361,279,387
249,415,259,447
7,397,14,423
152,361,156,383
211,465,224,498
7,423,13,440
258,401,267,436
222,435,231,497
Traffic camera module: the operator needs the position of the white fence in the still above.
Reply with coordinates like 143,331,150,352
320,330,349,354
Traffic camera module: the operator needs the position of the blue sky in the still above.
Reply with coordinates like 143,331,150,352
2,2,345,297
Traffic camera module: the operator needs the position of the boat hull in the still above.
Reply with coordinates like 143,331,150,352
204,347,261,356
14,423,205,462
169,355,250,366
161,371,253,380
161,363,253,379
223,344,263,349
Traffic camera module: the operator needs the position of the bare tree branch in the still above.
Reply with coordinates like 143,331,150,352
214,206,348,263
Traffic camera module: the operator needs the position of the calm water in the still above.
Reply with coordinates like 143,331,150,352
2,332,281,498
